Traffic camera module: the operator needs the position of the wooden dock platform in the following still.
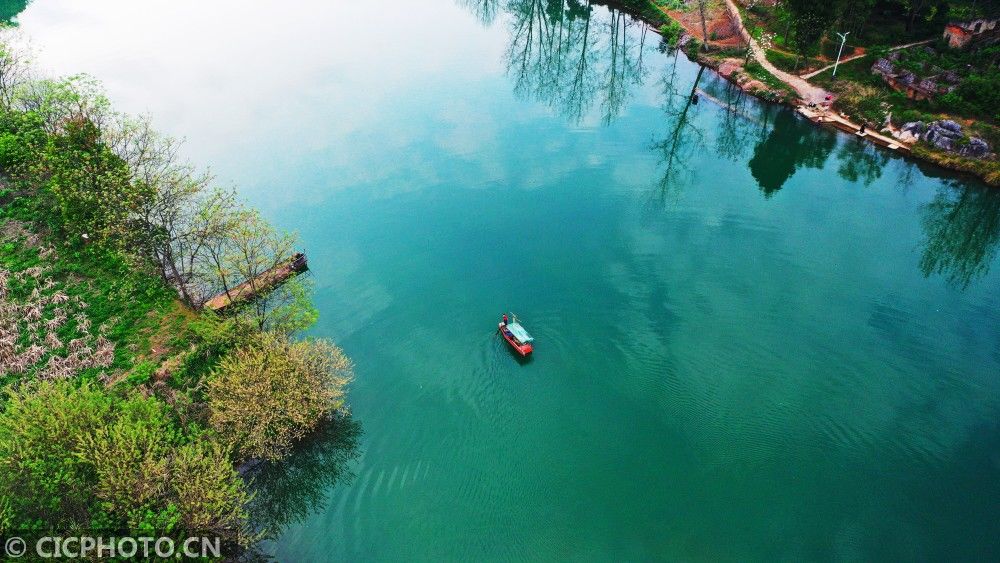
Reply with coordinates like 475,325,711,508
204,253,308,312
796,105,911,153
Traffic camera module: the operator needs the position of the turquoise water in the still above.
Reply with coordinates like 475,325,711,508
16,0,1000,560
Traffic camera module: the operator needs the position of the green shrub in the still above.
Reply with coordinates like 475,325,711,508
125,360,157,387
971,122,1000,150
656,0,685,9
685,38,701,58
206,333,353,463
0,110,46,171
953,74,1000,120
0,380,250,542
659,19,684,48
893,108,931,125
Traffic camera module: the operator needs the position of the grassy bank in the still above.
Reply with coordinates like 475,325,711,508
635,0,1000,186
810,52,1000,186
0,33,355,549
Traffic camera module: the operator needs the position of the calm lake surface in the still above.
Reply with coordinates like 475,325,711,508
14,0,1000,560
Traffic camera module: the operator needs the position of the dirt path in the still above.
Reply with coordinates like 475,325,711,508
800,52,868,79
721,0,829,104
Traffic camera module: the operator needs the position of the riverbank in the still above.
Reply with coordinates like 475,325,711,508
605,0,1000,186
0,33,355,551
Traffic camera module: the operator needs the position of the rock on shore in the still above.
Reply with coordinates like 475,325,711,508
899,120,992,158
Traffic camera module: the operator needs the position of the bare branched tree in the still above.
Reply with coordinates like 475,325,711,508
218,210,311,332
0,28,31,110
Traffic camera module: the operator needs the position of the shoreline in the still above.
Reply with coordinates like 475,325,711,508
602,0,999,187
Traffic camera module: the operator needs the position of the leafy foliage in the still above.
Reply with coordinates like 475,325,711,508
0,380,250,543
206,333,353,463
786,0,839,57
0,29,356,547
0,0,29,24
950,74,1000,122
659,20,684,47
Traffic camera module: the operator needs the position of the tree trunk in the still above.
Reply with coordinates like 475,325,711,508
906,0,925,34
699,0,710,51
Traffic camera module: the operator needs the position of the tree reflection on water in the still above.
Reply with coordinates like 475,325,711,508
835,139,889,187
459,0,1000,291
458,0,503,24
748,109,836,197
919,180,1000,290
713,80,758,163
466,0,649,124
649,51,704,204
245,412,362,540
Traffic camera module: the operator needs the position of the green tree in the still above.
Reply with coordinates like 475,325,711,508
0,381,250,544
786,0,838,59
205,333,353,463
214,209,313,332
0,109,46,171
42,118,151,244
0,380,112,531
0,0,29,24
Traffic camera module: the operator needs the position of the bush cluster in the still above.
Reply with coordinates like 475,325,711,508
659,20,684,47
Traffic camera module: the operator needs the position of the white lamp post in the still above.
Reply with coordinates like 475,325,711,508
832,31,850,77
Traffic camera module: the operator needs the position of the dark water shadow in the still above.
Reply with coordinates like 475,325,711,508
244,412,362,541
748,108,837,197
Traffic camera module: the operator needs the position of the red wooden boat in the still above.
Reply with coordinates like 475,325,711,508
499,316,534,356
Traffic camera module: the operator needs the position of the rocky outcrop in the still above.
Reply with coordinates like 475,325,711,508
898,121,925,143
871,52,961,100
898,120,992,158
959,137,991,158
924,120,963,151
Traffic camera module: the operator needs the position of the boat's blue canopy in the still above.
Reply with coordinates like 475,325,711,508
506,322,533,343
